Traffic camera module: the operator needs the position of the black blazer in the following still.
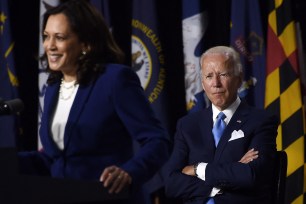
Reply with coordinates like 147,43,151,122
165,101,278,204
19,64,170,203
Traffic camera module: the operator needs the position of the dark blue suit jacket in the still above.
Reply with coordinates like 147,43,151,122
165,102,278,204
19,64,169,202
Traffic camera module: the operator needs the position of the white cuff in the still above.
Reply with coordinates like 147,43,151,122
195,163,222,197
196,162,207,181
209,187,221,197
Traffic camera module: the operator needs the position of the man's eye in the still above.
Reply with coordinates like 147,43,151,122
205,75,212,79
219,73,229,78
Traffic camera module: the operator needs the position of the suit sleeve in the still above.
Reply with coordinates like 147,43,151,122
205,112,278,189
18,150,52,176
111,67,170,187
164,119,212,201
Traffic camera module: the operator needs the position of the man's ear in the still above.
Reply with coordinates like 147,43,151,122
238,72,243,87
201,80,206,91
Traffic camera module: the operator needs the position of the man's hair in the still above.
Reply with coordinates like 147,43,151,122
200,46,243,76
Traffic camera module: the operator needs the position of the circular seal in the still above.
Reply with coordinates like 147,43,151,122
131,35,152,90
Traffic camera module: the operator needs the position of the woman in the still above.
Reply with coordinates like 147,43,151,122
19,0,169,203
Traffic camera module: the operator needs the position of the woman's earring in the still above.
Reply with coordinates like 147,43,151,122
82,51,87,55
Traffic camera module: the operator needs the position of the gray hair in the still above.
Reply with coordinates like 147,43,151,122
199,46,243,76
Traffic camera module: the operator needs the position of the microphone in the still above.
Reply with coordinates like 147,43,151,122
0,98,24,115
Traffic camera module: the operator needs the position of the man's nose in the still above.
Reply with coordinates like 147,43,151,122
211,75,222,86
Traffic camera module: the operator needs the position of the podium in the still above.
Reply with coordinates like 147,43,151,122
0,148,129,203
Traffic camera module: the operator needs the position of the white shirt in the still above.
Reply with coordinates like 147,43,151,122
196,97,241,196
51,82,79,150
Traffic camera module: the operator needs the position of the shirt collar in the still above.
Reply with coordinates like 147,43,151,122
212,97,241,125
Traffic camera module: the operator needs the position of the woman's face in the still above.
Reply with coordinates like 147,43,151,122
43,13,85,77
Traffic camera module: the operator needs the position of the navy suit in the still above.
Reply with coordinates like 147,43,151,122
19,64,170,202
165,101,278,204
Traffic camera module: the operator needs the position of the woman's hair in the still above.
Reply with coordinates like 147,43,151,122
41,0,124,85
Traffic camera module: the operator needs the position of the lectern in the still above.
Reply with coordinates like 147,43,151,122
0,148,129,204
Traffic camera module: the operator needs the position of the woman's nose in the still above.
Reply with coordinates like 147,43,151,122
44,38,56,50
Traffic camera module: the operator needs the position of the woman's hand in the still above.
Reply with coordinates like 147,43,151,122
100,165,132,194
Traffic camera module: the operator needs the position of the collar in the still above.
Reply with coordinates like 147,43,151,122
212,97,241,125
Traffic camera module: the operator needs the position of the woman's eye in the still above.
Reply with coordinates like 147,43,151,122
56,36,65,41
42,34,48,41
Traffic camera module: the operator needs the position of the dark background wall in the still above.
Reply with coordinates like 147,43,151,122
8,0,306,151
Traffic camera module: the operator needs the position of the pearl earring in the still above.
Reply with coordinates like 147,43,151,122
82,51,87,55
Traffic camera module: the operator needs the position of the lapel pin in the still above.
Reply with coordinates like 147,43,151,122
237,120,242,123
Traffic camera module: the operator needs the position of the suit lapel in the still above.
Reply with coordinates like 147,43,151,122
41,81,62,155
214,102,250,161
197,108,215,155
63,82,94,150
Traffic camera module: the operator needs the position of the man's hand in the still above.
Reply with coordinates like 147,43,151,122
239,148,258,163
182,148,258,177
182,165,195,176
100,165,132,194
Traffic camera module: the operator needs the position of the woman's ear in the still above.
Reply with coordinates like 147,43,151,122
86,45,91,52
81,43,91,53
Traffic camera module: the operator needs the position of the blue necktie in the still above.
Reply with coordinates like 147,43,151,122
207,198,215,204
212,112,226,147
207,112,226,204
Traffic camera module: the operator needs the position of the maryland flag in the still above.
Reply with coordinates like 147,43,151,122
0,1,19,147
265,0,306,203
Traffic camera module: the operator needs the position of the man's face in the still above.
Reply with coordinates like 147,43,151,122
201,54,242,110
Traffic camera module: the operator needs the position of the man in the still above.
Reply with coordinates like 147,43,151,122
165,46,278,204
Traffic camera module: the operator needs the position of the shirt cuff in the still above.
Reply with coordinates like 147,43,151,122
196,163,222,197
209,187,222,197
196,162,207,181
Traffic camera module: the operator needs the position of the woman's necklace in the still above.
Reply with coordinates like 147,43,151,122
59,79,77,100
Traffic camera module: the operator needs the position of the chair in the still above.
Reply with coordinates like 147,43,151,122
273,151,288,204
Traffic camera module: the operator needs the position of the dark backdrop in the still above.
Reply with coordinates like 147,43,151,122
9,0,306,151
6,1,306,204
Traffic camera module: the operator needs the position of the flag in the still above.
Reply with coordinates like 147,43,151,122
90,0,111,28
131,0,169,202
131,0,169,130
38,0,60,149
265,0,306,203
296,23,306,137
230,0,266,108
0,1,19,147
182,0,208,112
